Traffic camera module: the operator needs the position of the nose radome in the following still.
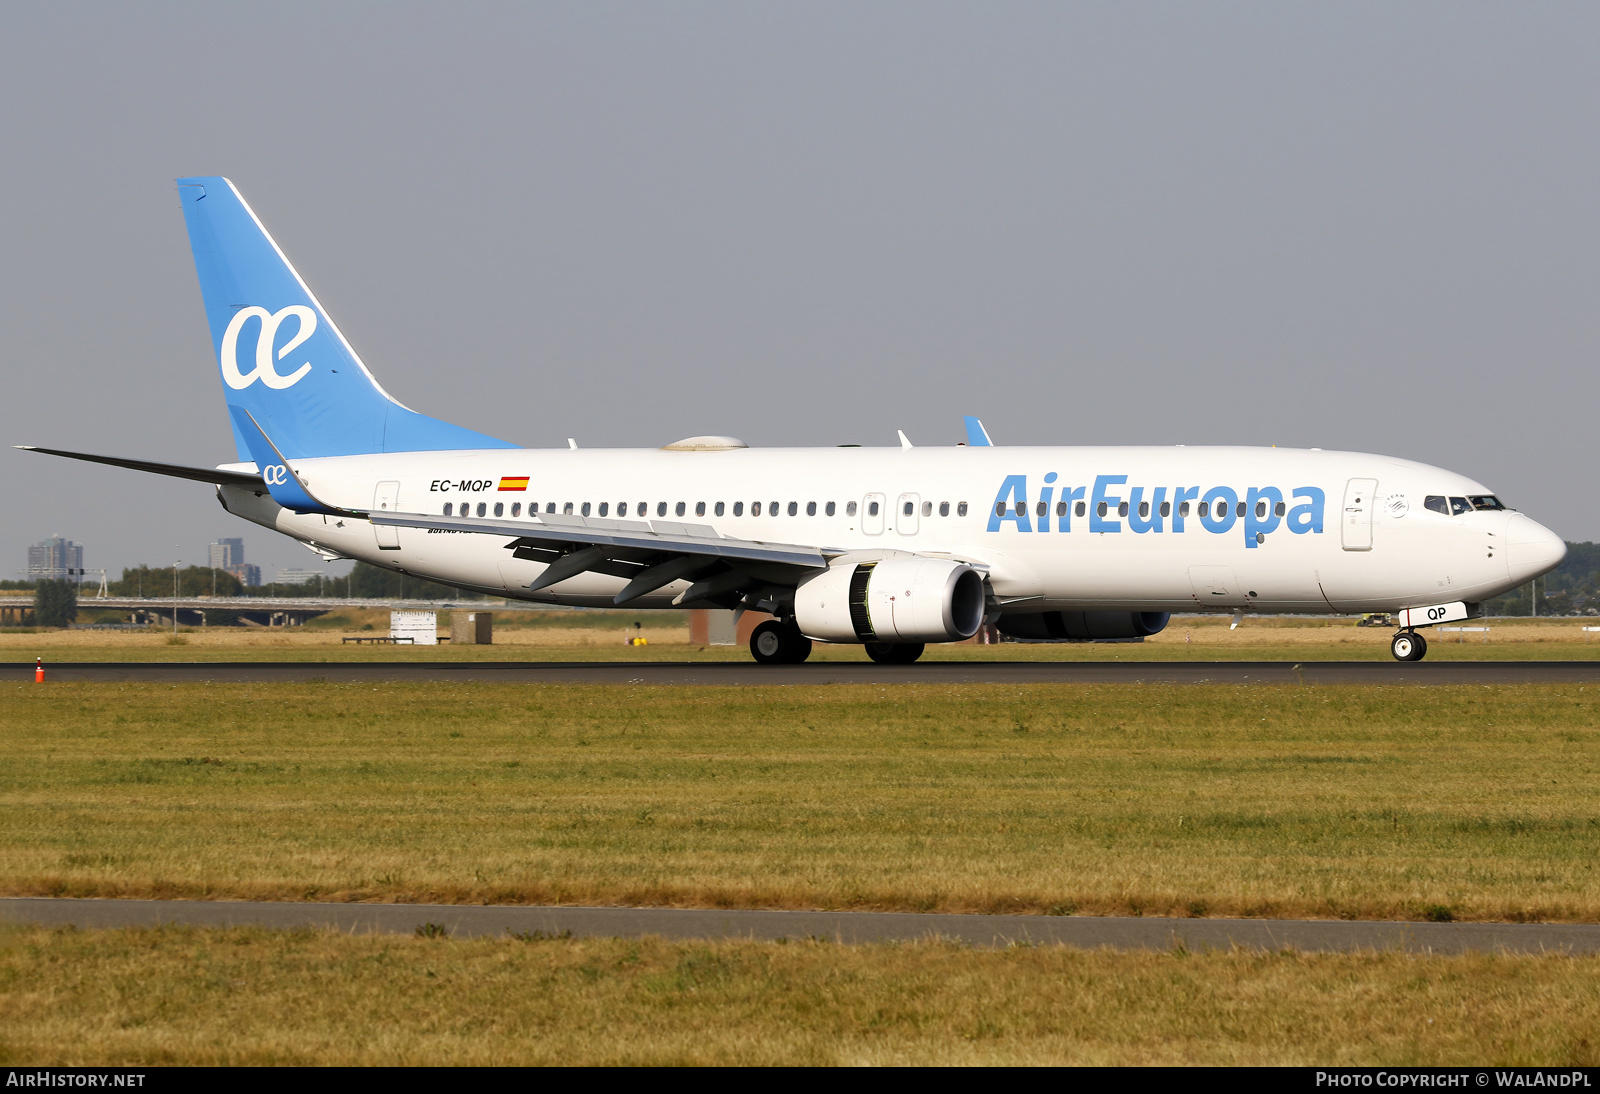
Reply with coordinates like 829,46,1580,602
1504,513,1567,585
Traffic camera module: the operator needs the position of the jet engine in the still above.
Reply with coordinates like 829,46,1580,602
997,611,1171,641
795,557,986,644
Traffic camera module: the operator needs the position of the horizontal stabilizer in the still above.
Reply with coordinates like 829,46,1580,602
14,445,264,488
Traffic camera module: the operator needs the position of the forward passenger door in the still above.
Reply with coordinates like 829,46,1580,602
1341,478,1377,551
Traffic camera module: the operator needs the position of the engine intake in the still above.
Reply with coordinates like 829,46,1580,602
795,558,986,644
997,611,1170,641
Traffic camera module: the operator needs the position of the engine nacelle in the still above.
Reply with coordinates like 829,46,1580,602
795,557,986,644
997,610,1171,641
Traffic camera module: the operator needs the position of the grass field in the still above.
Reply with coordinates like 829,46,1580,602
5,612,1600,661
6,681,1599,922
3,926,1597,1065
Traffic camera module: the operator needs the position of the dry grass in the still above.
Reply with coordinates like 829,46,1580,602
5,682,1600,921
1,926,1597,1065
5,613,1600,662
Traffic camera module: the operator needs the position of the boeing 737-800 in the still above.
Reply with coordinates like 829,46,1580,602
18,178,1568,663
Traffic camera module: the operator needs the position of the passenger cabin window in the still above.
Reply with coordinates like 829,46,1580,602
511,502,521,517
1449,497,1471,516
494,502,504,517
547,502,557,514
715,501,725,516
1055,501,1066,517
1036,501,1047,517
957,502,969,517
1097,502,1108,517
921,501,931,517
598,502,608,517
1274,502,1285,517
1425,496,1448,514
1255,501,1266,518
939,502,949,517
807,501,817,516
1159,501,1170,518
563,502,573,515
1198,502,1209,518
658,502,668,517
752,501,763,516
827,502,837,516
1074,501,1085,517
996,502,1007,517
443,503,453,516
1236,502,1246,518
789,502,798,516
868,501,879,517
904,501,915,516
696,502,706,517
770,500,779,515
734,501,745,516
675,502,686,517
1118,502,1129,517
848,501,859,516
581,502,591,516
477,502,487,517
1179,501,1190,517
1468,495,1506,511
1139,501,1149,518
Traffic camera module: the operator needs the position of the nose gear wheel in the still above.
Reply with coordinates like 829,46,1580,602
1391,630,1428,662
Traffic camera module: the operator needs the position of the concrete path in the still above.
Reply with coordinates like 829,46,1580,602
3,898,1597,954
9,660,1600,685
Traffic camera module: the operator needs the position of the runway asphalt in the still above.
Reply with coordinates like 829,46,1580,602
3,898,1595,954
8,659,1600,684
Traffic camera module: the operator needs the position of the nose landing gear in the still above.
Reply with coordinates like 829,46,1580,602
1391,630,1428,662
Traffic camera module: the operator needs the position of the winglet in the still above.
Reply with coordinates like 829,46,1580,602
229,406,363,517
897,430,913,449
963,416,994,446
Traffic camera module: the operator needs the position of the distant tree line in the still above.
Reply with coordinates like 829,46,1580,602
97,562,482,602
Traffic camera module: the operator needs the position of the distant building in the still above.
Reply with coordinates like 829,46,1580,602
27,536,84,580
209,537,245,569
272,568,325,586
224,563,261,587
209,538,257,586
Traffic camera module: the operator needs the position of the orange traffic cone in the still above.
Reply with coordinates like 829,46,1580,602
35,657,44,683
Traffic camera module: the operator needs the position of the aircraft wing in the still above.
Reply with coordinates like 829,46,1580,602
15,445,266,489
371,510,834,606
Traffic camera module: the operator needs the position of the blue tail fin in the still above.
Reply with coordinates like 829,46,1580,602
176,177,518,461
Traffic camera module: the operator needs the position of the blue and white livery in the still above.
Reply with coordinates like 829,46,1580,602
18,177,1567,663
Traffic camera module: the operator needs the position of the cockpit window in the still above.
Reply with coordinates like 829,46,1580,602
1468,495,1506,511
1424,496,1448,515
1449,497,1472,516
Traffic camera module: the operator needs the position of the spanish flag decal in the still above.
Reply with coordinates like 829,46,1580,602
498,476,530,492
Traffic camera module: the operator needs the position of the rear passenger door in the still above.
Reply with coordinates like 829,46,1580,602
373,481,401,550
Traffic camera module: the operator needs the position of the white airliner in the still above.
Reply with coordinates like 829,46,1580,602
18,177,1567,663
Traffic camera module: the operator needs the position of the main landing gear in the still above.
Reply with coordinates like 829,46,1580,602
864,642,926,664
1391,630,1428,662
749,620,813,665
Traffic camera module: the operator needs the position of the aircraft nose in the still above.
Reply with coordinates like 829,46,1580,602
1503,513,1567,585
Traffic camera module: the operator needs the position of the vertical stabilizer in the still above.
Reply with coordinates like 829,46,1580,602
177,177,518,460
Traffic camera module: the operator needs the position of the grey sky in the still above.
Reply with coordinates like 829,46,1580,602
3,2,1598,580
